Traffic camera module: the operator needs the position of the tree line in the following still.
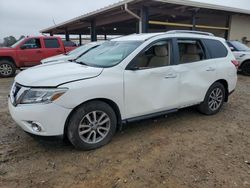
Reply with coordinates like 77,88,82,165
0,35,25,47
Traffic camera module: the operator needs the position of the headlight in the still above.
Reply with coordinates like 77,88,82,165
18,88,68,104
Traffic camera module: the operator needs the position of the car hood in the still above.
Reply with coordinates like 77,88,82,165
0,47,15,52
234,51,250,55
41,54,73,64
15,62,103,87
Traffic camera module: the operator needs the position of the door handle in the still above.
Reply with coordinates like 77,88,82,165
36,50,42,53
206,67,216,72
165,73,177,79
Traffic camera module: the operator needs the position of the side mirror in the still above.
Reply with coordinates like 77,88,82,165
230,47,235,51
128,66,140,71
20,45,26,50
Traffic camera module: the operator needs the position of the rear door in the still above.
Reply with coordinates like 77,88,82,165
17,38,43,66
174,38,217,107
42,38,64,59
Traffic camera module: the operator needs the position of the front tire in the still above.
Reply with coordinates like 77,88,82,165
241,61,250,76
198,82,226,115
0,60,16,78
67,101,117,150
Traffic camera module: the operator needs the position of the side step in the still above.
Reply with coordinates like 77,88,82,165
122,108,178,124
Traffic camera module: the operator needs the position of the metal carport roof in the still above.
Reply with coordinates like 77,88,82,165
40,0,250,39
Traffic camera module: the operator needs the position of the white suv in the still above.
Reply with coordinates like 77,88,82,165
227,40,250,75
8,31,238,150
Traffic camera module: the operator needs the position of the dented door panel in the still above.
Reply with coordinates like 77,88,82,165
177,59,217,107
124,66,179,119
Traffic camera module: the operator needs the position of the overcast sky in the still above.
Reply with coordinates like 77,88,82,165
0,0,250,41
0,0,120,40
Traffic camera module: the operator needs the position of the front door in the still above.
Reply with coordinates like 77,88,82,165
17,38,43,67
124,40,179,119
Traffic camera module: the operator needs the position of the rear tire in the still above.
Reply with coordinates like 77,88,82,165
241,61,250,76
67,101,117,150
198,82,226,115
0,60,16,78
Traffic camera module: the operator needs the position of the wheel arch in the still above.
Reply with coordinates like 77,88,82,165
240,59,250,69
213,79,229,102
63,98,122,138
0,56,16,66
240,60,250,75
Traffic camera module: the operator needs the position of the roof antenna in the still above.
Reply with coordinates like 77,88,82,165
52,17,57,26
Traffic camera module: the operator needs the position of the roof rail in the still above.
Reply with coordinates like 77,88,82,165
166,30,214,36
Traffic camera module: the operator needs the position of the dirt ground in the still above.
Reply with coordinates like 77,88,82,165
0,75,250,188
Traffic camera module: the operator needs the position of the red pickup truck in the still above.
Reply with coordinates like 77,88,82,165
0,36,76,77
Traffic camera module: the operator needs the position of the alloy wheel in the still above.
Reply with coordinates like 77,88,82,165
78,111,111,144
0,63,13,76
208,88,223,111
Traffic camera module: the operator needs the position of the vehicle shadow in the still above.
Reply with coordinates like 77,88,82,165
31,106,201,152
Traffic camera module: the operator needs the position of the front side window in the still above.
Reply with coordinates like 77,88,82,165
178,39,205,64
44,38,60,48
21,38,41,49
129,40,171,69
76,41,142,68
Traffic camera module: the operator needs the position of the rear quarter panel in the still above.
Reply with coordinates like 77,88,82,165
216,41,237,93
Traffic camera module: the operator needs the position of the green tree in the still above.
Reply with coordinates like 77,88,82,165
3,36,17,47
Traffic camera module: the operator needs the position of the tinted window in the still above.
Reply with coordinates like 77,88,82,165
203,39,228,58
131,40,171,69
177,39,205,64
21,38,41,49
44,38,60,48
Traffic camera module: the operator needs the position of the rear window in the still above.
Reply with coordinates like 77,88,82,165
44,38,60,48
203,39,228,58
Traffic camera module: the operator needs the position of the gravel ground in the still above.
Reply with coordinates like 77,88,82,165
0,75,250,188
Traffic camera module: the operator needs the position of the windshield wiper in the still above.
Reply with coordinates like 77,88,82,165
70,59,102,67
74,60,89,66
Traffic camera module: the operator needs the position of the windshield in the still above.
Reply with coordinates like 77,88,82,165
11,38,26,48
75,41,142,67
230,41,250,51
66,43,98,56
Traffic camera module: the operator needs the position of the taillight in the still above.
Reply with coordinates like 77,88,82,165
231,60,240,69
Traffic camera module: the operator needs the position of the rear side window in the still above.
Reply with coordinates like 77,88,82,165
177,39,206,64
44,38,60,48
203,39,228,58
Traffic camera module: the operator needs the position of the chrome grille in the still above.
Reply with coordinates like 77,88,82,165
13,83,21,99
10,83,26,106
